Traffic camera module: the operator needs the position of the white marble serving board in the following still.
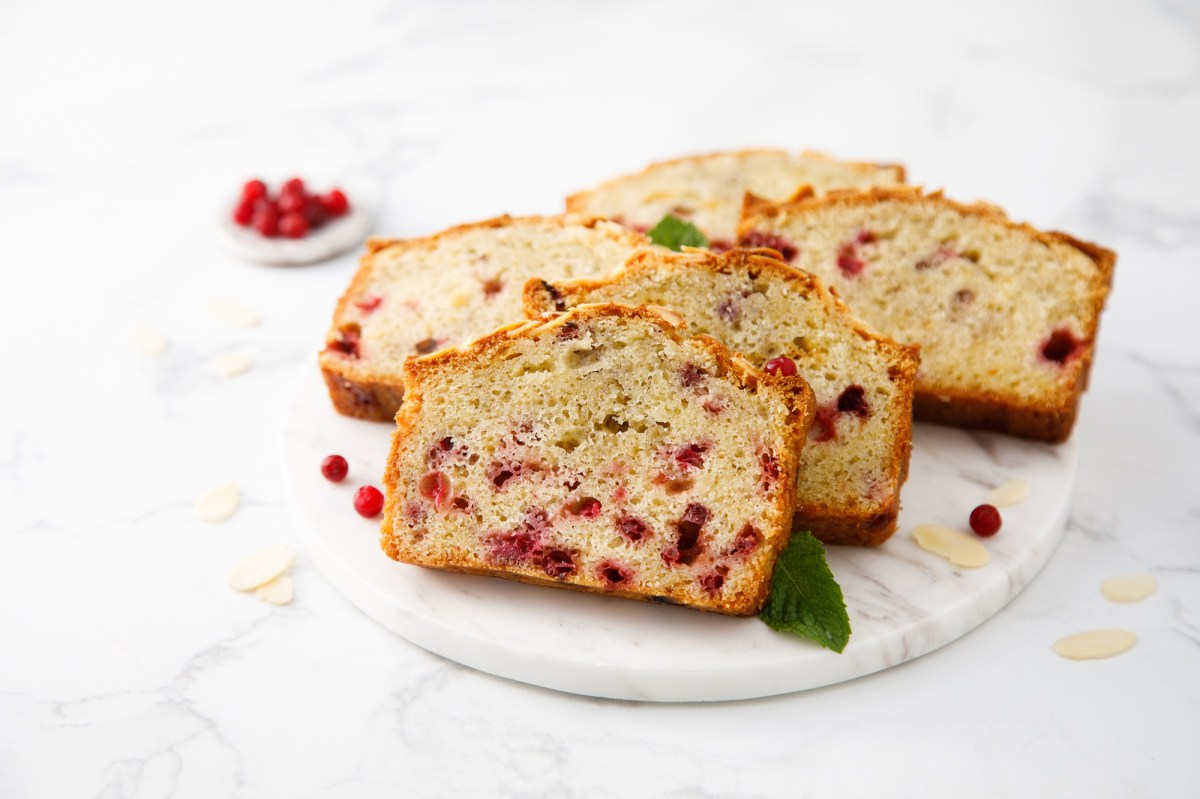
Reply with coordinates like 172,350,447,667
281,359,1075,702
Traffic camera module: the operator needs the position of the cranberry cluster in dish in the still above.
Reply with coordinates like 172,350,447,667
232,178,351,239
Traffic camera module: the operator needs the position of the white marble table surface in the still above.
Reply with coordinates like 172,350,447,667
2,1,1198,796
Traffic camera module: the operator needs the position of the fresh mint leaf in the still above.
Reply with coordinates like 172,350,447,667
759,531,851,653
647,215,709,251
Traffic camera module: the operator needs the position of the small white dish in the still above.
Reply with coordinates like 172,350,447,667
280,358,1076,701
218,188,373,266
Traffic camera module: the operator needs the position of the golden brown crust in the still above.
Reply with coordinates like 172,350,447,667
565,149,905,212
737,187,1117,443
381,302,816,616
524,248,919,547
318,214,651,421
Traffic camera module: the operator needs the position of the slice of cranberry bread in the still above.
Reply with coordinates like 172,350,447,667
738,187,1116,442
381,303,816,616
320,215,649,421
524,249,919,547
565,149,905,245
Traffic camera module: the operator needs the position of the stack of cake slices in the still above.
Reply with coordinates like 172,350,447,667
320,149,1115,617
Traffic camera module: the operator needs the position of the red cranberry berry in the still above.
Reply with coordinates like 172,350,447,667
281,177,306,196
277,191,307,215
764,356,797,377
353,485,385,518
303,196,328,227
419,471,451,510
279,212,309,239
233,199,255,226
321,189,350,217
321,454,348,482
969,504,1002,537
252,203,280,237
241,179,268,203
355,296,382,313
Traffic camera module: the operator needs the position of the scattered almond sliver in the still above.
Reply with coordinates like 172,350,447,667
1053,629,1137,660
213,352,252,377
912,524,989,568
254,575,294,605
208,301,261,329
227,545,295,591
130,326,167,356
195,482,241,523
986,478,1031,508
1101,574,1157,603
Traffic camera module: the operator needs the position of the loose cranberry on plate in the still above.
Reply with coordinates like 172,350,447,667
969,504,1002,537
320,454,348,482
354,485,385,518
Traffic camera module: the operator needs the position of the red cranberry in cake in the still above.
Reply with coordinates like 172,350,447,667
699,565,729,596
758,448,781,491
615,514,652,544
703,397,727,415
1040,328,1080,365
557,321,582,341
414,338,439,355
764,356,797,377
418,471,451,510
741,230,799,262
810,405,837,443
914,245,958,271
673,442,710,471
355,296,383,313
480,276,504,299
566,496,602,518
716,297,741,324
597,559,634,588
663,503,709,567
837,244,864,277
727,524,763,558
540,548,577,579
857,229,877,244
954,288,974,304
679,362,707,389
709,239,734,252
487,529,541,564
836,384,870,417
325,324,362,359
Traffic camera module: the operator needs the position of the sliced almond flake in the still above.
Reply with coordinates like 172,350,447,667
213,352,252,377
208,301,261,328
912,524,989,568
195,482,240,523
254,575,294,605
130,326,167,356
227,545,295,591
1101,574,1157,603
1053,629,1137,660
986,478,1031,508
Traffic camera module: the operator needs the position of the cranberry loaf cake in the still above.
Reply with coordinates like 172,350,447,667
565,149,905,245
320,215,649,421
524,249,919,546
738,187,1116,442
381,303,816,616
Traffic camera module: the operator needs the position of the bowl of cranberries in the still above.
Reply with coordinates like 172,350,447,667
220,177,372,265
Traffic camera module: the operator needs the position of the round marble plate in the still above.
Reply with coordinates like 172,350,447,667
281,359,1076,702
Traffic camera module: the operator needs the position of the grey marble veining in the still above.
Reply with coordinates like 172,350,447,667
2,0,1199,796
